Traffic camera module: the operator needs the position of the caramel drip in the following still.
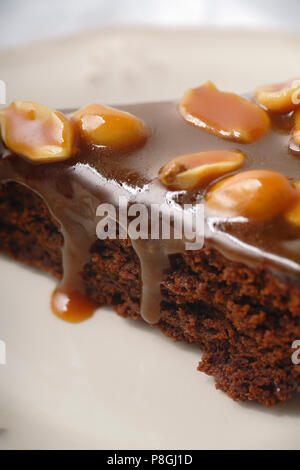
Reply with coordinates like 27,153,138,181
131,238,185,324
51,288,97,323
49,206,98,322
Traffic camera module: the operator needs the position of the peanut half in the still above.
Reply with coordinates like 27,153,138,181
206,170,297,222
72,104,147,150
0,101,75,163
285,182,300,227
159,149,245,191
293,107,300,147
255,79,300,114
179,81,270,144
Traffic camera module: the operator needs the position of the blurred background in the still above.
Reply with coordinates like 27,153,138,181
0,0,299,107
1,0,300,48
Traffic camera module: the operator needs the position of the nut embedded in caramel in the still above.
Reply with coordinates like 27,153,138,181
72,104,147,150
179,81,270,144
206,170,297,222
285,182,300,227
160,149,245,191
0,101,75,163
255,79,300,114
293,107,300,147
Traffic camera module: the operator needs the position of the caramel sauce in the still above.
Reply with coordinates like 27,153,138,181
51,288,97,323
1,96,300,326
179,82,270,143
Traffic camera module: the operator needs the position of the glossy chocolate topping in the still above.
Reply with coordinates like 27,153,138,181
1,97,300,324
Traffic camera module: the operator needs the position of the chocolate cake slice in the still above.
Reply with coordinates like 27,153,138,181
1,81,300,407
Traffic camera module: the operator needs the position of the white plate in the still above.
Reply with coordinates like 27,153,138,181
1,28,300,450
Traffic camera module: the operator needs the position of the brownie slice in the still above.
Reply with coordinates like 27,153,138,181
1,88,300,407
1,182,300,407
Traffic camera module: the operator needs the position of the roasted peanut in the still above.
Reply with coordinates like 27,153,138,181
72,104,147,150
0,101,75,163
255,79,300,114
179,81,270,144
160,149,245,191
206,170,297,222
292,107,300,147
285,182,300,227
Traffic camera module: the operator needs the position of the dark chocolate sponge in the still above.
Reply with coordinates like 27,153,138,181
1,182,300,407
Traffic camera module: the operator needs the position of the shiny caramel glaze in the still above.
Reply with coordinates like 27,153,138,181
2,96,300,324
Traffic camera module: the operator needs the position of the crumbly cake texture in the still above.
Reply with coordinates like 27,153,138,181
2,182,300,407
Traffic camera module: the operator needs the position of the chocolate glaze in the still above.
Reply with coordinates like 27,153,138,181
1,99,300,324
